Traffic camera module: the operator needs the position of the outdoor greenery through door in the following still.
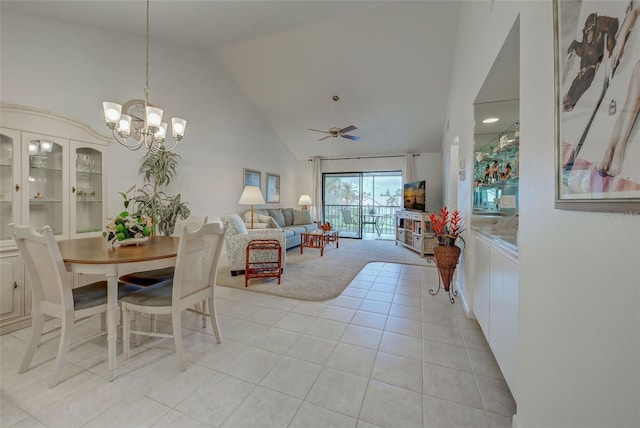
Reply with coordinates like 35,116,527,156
322,171,402,239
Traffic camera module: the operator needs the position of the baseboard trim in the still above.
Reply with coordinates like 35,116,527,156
456,286,475,319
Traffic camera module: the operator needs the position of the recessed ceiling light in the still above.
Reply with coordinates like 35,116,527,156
482,117,499,124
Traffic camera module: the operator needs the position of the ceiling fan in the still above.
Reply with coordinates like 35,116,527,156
308,95,361,141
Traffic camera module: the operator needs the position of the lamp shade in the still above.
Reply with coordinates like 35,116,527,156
239,186,265,205
297,195,312,206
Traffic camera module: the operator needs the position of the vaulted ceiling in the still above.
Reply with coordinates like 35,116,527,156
3,1,462,160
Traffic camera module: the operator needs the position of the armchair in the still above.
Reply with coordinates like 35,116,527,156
220,214,286,276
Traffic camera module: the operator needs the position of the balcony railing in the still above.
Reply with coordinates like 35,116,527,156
323,204,400,237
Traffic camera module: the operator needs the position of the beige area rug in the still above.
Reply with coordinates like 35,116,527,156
216,238,435,301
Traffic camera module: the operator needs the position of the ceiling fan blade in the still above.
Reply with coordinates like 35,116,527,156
308,128,330,134
339,125,357,134
342,134,361,141
318,135,332,141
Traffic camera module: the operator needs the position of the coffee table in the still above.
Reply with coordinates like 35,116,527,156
300,230,339,256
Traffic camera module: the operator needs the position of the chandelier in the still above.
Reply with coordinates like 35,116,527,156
102,0,186,152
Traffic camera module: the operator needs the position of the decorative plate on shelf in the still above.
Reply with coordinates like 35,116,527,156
113,237,148,247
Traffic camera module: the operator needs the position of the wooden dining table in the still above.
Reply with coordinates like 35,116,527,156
57,236,179,381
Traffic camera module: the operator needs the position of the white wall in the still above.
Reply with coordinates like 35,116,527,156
0,11,306,220
444,1,640,426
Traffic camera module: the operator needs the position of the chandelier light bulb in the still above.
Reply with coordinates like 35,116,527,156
118,115,132,136
103,102,122,127
172,117,186,139
155,122,168,141
145,106,163,130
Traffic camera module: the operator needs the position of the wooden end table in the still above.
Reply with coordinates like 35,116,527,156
300,230,339,256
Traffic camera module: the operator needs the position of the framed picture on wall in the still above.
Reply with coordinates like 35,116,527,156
243,168,261,188
266,173,280,203
553,0,640,213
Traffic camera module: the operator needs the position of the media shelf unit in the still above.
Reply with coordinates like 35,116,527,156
395,210,437,257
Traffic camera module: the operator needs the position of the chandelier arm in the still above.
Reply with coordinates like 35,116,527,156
111,129,145,150
156,139,179,152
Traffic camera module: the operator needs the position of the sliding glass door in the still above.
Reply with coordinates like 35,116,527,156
322,171,402,239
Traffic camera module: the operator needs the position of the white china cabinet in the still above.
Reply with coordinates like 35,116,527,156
0,105,110,333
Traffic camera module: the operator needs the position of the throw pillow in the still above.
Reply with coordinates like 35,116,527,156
293,209,312,225
222,214,247,235
257,214,272,223
267,217,281,229
281,208,294,226
268,209,286,227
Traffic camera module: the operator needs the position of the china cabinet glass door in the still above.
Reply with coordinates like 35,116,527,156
71,143,105,236
23,133,68,237
0,128,21,246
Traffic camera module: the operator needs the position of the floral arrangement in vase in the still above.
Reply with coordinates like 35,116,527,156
103,188,154,246
429,206,465,247
321,222,332,231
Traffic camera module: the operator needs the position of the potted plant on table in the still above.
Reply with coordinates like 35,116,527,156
429,207,465,293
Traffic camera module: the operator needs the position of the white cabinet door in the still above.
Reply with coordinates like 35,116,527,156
502,255,519,400
0,128,22,247
22,132,69,238
473,234,491,338
489,247,504,361
69,141,107,238
0,254,23,323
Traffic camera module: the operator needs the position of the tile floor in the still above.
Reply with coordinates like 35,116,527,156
0,262,516,428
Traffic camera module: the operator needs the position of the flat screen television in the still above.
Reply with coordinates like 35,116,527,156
404,180,426,211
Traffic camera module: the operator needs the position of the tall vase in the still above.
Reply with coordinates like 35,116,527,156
433,245,461,292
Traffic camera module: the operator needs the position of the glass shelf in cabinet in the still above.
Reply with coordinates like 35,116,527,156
76,171,102,177
29,166,63,173
29,199,62,204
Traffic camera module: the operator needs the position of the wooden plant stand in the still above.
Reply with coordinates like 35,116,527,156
245,240,282,287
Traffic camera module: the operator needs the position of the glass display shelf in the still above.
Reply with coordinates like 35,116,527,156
29,166,63,173
29,199,63,204
76,171,102,177
474,177,518,214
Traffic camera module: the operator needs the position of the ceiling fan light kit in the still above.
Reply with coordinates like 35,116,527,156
308,95,360,142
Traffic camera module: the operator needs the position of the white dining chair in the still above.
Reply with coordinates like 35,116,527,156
121,221,225,370
119,216,209,328
9,224,141,388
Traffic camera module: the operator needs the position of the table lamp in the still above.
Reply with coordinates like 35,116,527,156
239,186,265,229
297,194,312,210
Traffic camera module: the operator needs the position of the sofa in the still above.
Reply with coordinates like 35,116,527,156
241,208,318,249
220,213,287,276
